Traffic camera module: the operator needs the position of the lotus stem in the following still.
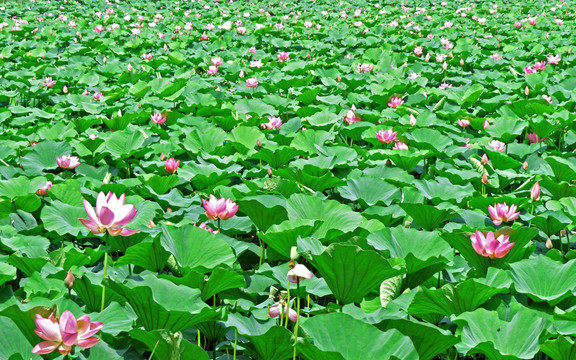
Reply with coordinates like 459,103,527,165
566,230,571,251
197,329,201,347
149,340,160,360
293,281,301,360
100,233,109,312
285,280,291,328
218,218,221,233
233,329,237,360
258,237,264,268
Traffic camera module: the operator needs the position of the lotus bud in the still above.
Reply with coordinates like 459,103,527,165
522,161,528,170
63,85,68,94
442,61,448,70
546,238,553,249
118,109,122,117
409,114,417,126
138,102,141,108
167,207,173,213
524,86,529,96
460,58,464,66
256,139,262,147
568,48,571,55
483,119,490,129
290,246,298,260
103,56,107,63
64,270,75,289
267,168,273,176
481,153,489,165
482,173,489,184
148,219,156,228
160,153,166,160
531,181,540,201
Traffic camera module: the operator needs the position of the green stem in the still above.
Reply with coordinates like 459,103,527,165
218,218,221,233
233,329,237,360
149,340,160,360
100,233,109,312
285,280,291,328
197,329,201,347
293,281,301,360
258,237,264,268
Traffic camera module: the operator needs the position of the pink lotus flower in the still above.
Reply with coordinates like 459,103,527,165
261,115,282,130
529,17,537,25
93,24,104,32
197,222,217,233
200,32,209,40
78,191,139,236
246,77,258,88
37,181,53,196
31,311,103,355
490,53,503,60
547,54,561,65
202,195,238,220
470,230,515,259
392,141,409,150
524,66,535,74
526,132,544,143
269,302,297,322
376,129,398,144
542,95,552,104
277,51,290,62
488,202,520,226
457,119,470,128
93,92,103,101
56,155,81,169
439,82,452,90
211,56,223,66
488,140,505,152
555,19,564,25
343,110,360,125
42,76,56,88
533,61,546,71
287,264,313,283
207,65,218,76
531,181,540,201
513,21,522,28
151,112,166,125
483,120,490,129
249,46,256,54
165,157,180,174
356,63,373,73
414,46,423,56
388,96,404,108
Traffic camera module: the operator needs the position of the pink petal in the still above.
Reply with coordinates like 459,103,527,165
98,206,116,227
59,311,78,347
78,218,102,234
83,199,98,222
117,228,139,236
76,337,100,349
113,204,137,226
495,241,515,258
288,308,298,323
34,317,61,342
32,341,59,354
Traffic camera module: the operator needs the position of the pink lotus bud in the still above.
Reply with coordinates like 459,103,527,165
164,157,180,174
148,219,156,228
256,139,262,147
267,168,273,176
482,173,488,184
460,58,464,66
63,85,68,94
546,238,553,249
64,270,75,289
525,86,529,96
409,114,417,126
37,181,53,196
483,119,490,129
103,56,107,63
481,154,489,165
531,181,540,201
160,153,166,161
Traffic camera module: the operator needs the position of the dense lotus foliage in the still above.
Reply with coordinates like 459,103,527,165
1,0,576,358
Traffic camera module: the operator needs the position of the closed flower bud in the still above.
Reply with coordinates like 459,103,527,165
482,173,489,184
522,161,528,170
481,153,489,165
267,168,273,176
256,139,262,147
546,238,553,249
531,181,540,201
64,270,75,289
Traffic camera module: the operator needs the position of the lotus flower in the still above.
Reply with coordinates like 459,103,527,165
376,129,398,144
414,46,423,56
287,264,313,283
533,61,546,71
547,54,561,65
141,53,152,61
277,51,290,62
356,63,373,73
392,141,409,150
343,110,360,125
457,119,470,128
488,140,505,152
207,65,218,76
165,157,180,174
92,92,103,101
31,311,102,355
470,230,515,259
151,112,166,125
56,155,80,169
211,56,223,66
490,53,503,60
197,222,217,233
78,192,139,236
388,96,404,108
246,77,258,88
42,76,56,88
531,181,540,201
526,132,543,143
37,181,53,196
269,302,297,322
488,202,520,226
202,195,238,220
261,115,282,130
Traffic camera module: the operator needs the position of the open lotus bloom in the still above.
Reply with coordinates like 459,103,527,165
56,155,81,169
32,311,103,355
202,194,238,220
287,264,313,283
78,192,139,236
470,230,515,259
488,202,520,226
269,302,298,322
